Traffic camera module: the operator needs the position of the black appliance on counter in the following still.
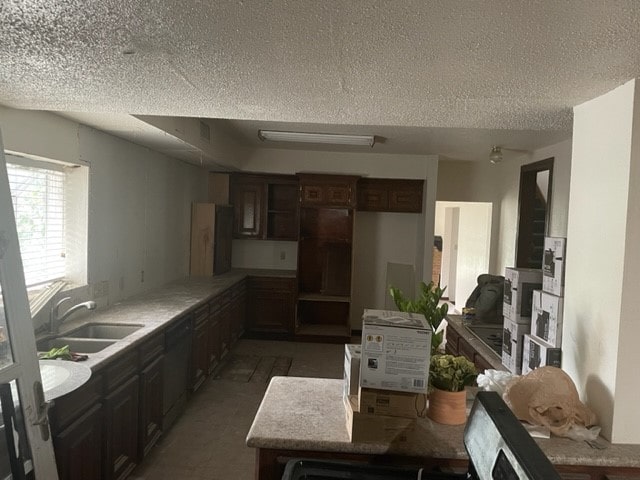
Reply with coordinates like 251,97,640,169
282,392,561,480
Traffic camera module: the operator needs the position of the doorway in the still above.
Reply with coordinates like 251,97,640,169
515,158,554,268
434,202,492,313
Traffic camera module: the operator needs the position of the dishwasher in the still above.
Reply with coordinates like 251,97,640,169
162,316,191,431
282,391,561,479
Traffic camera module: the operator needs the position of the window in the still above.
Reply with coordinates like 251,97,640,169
7,161,66,287
4,153,88,316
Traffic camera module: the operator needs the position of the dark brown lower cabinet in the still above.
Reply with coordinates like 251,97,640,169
246,276,296,337
104,375,139,480
139,355,164,459
53,403,103,480
190,316,210,392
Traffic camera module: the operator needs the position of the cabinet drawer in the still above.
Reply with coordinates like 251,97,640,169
104,350,139,392
139,332,164,367
248,276,295,294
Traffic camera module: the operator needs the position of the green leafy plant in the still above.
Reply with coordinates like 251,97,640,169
429,354,477,392
389,281,448,353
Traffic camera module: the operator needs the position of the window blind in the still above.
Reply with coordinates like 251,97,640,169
7,162,66,287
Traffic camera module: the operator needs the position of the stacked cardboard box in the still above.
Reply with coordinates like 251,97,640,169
342,310,431,442
359,309,432,393
501,268,542,374
522,237,565,374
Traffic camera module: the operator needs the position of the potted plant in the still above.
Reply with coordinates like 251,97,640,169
427,354,477,425
389,281,448,354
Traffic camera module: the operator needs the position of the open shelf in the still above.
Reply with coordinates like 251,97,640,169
298,293,350,303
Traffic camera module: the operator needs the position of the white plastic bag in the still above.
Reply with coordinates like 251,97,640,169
476,369,518,397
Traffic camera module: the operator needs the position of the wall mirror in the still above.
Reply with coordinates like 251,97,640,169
515,157,554,268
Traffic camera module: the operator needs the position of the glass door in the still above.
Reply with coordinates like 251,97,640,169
0,131,58,478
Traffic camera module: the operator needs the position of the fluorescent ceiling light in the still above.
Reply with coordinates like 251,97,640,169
258,130,375,147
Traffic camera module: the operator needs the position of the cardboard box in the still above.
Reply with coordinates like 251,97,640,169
543,237,566,296
503,267,542,322
501,318,529,374
344,393,416,443
360,310,432,393
344,344,362,398
522,334,562,375
358,387,428,419
531,290,564,347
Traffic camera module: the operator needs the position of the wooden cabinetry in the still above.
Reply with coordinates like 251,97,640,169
138,355,164,459
53,403,103,480
190,304,210,392
231,177,265,239
104,375,139,480
246,276,296,337
296,174,356,342
231,174,299,240
298,174,358,208
357,178,423,213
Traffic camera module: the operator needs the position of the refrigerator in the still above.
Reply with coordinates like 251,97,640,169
189,203,233,276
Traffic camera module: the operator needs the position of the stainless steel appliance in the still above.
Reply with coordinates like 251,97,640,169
282,392,561,479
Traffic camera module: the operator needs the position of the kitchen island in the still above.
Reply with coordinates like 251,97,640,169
246,377,640,480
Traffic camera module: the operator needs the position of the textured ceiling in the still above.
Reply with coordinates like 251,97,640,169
2,1,640,160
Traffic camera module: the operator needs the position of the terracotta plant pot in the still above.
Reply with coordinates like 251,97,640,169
427,388,467,425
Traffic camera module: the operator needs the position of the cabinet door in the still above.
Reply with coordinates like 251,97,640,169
139,355,164,459
232,180,264,238
54,403,103,480
246,277,295,335
190,318,210,392
357,178,423,213
298,174,358,208
104,375,139,480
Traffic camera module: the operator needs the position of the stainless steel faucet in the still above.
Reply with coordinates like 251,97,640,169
50,297,96,334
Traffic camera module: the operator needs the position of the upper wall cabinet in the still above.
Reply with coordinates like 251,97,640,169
298,174,359,208
357,178,424,213
231,176,265,239
230,174,299,241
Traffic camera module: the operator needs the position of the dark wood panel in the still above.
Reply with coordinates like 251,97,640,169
357,178,423,213
246,276,296,336
139,332,164,367
104,375,139,480
299,207,353,241
50,373,103,433
139,355,164,459
190,315,210,392
104,350,139,392
54,403,103,480
298,174,358,208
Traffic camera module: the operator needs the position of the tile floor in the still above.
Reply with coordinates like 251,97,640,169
131,339,345,479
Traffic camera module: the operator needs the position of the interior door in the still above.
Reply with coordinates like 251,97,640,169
0,131,59,478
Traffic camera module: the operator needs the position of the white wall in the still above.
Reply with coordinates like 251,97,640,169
1,106,208,328
232,240,298,270
241,148,439,328
436,138,572,275
565,79,640,443
435,202,492,310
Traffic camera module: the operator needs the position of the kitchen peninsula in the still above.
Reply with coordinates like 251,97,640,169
246,377,640,480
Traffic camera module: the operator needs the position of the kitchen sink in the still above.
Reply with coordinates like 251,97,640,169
37,337,116,354
65,323,144,339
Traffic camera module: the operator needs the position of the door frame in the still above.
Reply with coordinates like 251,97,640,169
0,131,59,477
